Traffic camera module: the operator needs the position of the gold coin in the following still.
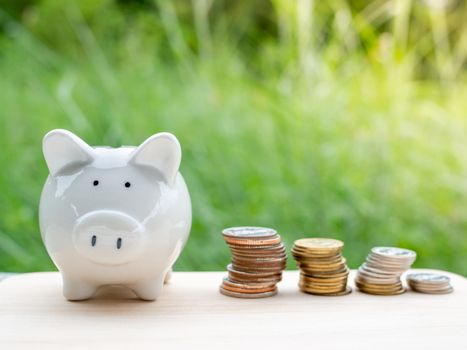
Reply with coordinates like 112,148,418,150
301,275,348,283
297,260,347,270
291,248,340,257
300,285,352,296
294,238,343,251
299,281,347,290
301,268,349,278
355,280,403,289
357,287,406,296
300,266,349,276
295,256,343,265
355,284,404,294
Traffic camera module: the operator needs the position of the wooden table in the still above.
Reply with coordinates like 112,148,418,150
0,269,465,349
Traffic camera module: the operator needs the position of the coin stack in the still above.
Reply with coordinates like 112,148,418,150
407,273,453,294
355,247,416,295
220,227,287,298
292,238,351,296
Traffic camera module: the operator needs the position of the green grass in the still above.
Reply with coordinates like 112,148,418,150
0,1,466,275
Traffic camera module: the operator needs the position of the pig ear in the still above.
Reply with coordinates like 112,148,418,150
129,132,181,186
43,129,95,176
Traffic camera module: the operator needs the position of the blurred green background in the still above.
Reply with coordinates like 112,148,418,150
0,0,466,275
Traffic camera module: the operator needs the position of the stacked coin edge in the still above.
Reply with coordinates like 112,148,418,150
355,247,416,295
407,272,453,294
220,226,287,298
292,238,351,296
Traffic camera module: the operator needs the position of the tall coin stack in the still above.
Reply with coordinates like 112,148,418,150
292,238,351,296
220,227,287,298
355,247,416,295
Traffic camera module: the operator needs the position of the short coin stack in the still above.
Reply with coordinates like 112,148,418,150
220,227,287,298
292,238,351,296
407,273,453,294
355,247,416,295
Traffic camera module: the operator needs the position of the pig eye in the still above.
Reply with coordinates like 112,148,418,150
93,180,99,186
124,182,131,188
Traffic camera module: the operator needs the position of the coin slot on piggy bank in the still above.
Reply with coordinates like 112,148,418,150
39,129,192,301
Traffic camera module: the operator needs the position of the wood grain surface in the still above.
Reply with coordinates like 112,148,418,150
0,269,465,349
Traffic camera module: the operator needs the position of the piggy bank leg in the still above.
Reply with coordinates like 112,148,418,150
130,275,165,301
62,275,98,301
164,268,172,284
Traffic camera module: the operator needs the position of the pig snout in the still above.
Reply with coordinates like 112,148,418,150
72,210,145,265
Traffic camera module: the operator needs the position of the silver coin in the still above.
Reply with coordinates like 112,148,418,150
371,247,416,259
411,286,454,294
357,270,400,281
365,257,412,272
407,273,450,284
355,275,400,285
222,226,277,238
360,263,400,276
219,286,278,298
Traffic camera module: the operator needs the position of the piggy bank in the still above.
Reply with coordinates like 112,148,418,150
39,129,191,301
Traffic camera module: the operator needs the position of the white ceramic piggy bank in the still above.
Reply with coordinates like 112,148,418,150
39,129,191,301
